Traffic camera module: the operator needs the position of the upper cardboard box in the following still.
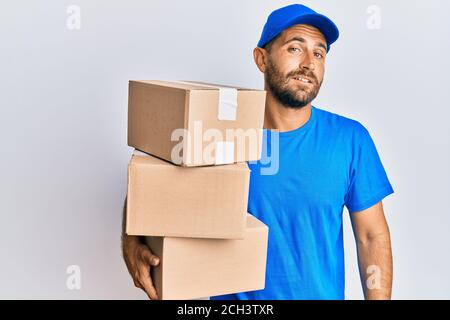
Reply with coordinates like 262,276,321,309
128,80,266,167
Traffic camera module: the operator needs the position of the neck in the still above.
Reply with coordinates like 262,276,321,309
263,90,312,132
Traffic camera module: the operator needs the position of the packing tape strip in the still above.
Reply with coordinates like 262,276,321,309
172,80,238,121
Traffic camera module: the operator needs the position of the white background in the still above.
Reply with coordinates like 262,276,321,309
1,0,449,299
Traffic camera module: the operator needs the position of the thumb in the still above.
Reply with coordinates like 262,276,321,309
142,249,160,266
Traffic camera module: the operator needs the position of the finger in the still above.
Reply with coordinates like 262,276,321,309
141,248,160,267
134,280,142,289
132,270,144,289
138,264,159,300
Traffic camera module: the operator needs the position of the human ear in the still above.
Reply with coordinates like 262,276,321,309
253,47,268,73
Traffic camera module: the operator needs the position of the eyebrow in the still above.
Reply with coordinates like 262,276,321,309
283,37,327,52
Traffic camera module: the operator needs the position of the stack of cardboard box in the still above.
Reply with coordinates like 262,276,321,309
125,80,269,300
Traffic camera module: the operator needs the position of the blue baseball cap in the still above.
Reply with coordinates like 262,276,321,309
257,4,339,52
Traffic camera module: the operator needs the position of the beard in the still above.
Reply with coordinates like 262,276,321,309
265,58,322,109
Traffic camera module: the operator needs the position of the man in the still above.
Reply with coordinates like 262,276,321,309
122,4,394,300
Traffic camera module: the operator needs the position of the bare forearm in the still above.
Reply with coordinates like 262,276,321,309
356,232,393,300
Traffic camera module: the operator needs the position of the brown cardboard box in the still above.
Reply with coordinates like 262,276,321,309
145,214,268,300
126,150,250,239
128,80,266,167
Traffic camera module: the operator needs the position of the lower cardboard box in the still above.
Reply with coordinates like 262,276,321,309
144,213,269,300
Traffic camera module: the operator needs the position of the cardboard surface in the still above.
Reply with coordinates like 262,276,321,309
126,151,250,239
128,80,266,166
144,214,269,300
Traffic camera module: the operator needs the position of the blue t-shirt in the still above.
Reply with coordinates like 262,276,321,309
211,106,394,300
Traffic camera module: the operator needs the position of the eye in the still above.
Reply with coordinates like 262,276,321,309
288,47,301,53
315,52,324,59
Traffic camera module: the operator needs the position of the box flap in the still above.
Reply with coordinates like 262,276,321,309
246,214,268,231
130,80,213,91
130,80,264,92
182,80,264,91
131,149,249,172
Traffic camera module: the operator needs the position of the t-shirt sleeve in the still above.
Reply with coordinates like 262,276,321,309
344,123,394,213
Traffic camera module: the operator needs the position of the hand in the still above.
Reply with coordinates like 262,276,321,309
122,235,161,300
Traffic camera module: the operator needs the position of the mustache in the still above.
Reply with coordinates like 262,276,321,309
286,70,318,84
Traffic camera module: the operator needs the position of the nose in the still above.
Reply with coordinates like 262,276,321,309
300,52,315,72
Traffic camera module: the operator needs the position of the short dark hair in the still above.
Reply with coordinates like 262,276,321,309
262,33,282,53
